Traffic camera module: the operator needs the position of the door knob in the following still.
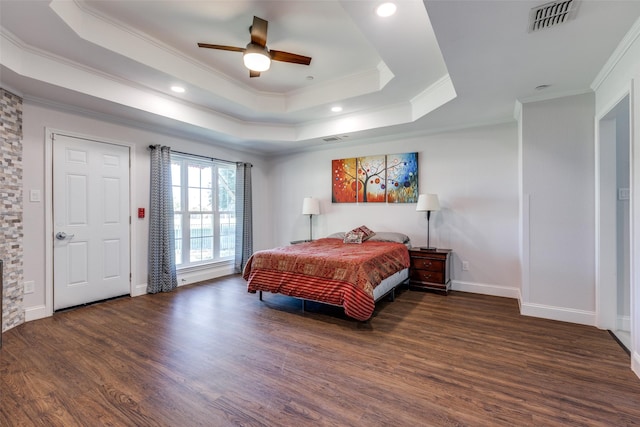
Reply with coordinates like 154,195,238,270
55,232,75,240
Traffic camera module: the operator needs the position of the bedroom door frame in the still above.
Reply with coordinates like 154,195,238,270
595,91,632,342
44,128,138,317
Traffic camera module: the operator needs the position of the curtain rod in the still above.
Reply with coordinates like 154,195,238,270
148,145,251,166
171,149,232,164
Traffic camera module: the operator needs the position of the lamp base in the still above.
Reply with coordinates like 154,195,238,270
419,246,438,251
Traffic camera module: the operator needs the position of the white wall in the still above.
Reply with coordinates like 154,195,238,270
520,93,596,324
15,101,521,320
21,100,269,320
267,123,521,296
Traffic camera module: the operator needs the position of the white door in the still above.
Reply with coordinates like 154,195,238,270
53,134,130,310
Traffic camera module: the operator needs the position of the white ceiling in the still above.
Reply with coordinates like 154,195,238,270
1,0,639,155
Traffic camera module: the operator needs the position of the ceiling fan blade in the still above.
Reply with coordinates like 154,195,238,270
270,50,312,66
250,16,268,47
197,43,244,53
198,16,310,76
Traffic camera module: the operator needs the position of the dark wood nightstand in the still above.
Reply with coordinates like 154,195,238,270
408,248,452,294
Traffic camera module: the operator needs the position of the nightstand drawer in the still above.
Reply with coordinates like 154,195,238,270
410,269,444,284
410,257,445,272
408,248,452,294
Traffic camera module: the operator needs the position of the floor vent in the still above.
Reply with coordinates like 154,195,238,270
529,0,578,32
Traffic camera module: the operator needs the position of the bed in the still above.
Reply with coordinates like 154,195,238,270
242,231,411,321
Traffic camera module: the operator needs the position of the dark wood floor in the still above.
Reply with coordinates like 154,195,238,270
2,275,639,426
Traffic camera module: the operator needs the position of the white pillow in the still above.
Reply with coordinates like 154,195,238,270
368,232,410,244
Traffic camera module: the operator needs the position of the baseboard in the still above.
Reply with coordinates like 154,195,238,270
132,283,148,297
451,281,597,327
520,302,596,326
177,262,235,287
618,315,631,332
124,263,237,297
632,351,640,380
451,280,520,299
24,304,48,322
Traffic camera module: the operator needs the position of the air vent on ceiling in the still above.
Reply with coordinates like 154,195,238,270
529,0,578,32
323,136,342,142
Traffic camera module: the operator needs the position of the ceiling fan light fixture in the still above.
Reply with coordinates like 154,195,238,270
243,43,271,72
376,2,397,17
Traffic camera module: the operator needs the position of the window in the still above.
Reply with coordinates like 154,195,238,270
171,154,236,267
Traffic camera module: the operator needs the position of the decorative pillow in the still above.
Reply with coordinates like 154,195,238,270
348,225,376,241
343,231,364,244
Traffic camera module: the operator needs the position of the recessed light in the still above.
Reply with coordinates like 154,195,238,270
331,106,343,113
171,85,185,93
376,2,397,17
535,84,551,91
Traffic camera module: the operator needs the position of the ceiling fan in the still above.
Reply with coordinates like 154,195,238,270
198,16,312,78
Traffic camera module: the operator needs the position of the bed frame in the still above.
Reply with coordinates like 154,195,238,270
257,268,410,315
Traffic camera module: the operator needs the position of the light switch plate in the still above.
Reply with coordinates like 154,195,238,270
619,188,630,201
24,281,35,294
30,189,41,202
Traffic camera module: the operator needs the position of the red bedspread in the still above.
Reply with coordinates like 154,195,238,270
242,238,410,320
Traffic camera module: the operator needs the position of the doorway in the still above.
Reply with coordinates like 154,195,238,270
597,94,631,350
52,133,131,310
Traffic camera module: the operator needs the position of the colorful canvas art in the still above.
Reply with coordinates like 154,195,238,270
357,155,386,203
386,152,418,203
332,152,418,203
332,158,358,203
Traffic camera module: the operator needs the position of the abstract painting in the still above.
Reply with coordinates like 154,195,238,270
386,152,418,203
332,158,358,203
357,155,386,203
332,152,418,203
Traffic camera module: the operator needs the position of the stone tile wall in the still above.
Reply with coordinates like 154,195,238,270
0,88,24,333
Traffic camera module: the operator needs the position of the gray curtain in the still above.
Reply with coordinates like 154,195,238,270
148,145,178,293
234,162,253,273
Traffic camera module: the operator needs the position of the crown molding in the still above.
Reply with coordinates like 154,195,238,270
591,16,640,92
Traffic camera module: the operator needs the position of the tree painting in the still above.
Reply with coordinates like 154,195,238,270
332,158,358,202
386,152,418,203
332,152,419,203
357,155,386,203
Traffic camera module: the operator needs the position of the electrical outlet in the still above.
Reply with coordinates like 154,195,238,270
24,281,35,294
462,261,469,271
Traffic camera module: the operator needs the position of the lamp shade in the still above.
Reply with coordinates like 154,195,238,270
416,194,440,212
302,197,320,215
243,44,271,72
